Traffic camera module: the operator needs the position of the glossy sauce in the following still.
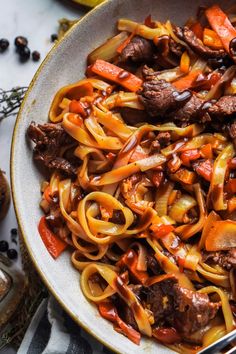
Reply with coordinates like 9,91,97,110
173,90,192,103
118,134,138,160
118,70,130,80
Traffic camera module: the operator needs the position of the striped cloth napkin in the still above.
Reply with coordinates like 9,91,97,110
17,297,113,354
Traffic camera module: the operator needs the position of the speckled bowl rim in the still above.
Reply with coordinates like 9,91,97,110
10,1,123,352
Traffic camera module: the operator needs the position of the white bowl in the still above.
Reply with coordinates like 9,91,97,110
11,0,233,352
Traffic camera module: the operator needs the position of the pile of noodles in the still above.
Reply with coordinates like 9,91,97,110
38,13,236,354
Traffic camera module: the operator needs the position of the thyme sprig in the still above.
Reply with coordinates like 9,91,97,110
0,87,28,122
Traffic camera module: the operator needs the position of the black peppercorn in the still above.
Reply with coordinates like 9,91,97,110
19,46,31,62
51,34,58,42
0,38,9,52
14,36,28,50
7,248,18,260
0,240,9,252
32,50,40,62
11,228,18,235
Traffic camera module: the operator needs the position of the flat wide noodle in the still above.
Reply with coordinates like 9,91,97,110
32,8,236,350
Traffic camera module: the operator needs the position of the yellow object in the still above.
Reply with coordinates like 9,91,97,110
72,0,104,7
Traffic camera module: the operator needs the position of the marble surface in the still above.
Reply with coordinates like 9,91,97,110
0,0,86,352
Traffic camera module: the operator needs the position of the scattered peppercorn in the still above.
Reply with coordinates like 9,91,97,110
14,36,28,50
51,33,58,42
7,248,18,260
19,46,31,62
32,50,40,62
11,228,18,235
0,38,9,52
0,240,9,252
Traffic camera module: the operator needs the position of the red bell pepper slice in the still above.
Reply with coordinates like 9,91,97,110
195,159,213,182
69,99,86,116
180,149,200,167
117,249,149,284
203,28,223,49
152,171,164,188
150,224,175,238
225,178,236,194
38,216,67,259
43,186,53,203
90,59,143,92
190,21,203,40
200,143,213,159
173,70,202,90
116,32,135,54
205,5,236,55
152,327,181,344
144,15,156,28
98,302,141,345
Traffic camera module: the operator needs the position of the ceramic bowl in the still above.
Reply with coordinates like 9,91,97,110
11,0,233,352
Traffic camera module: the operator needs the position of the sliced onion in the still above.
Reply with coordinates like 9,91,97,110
169,194,197,223
205,220,236,251
155,181,174,216
153,67,184,82
175,184,207,240
118,19,168,40
206,65,236,100
208,143,235,211
198,211,221,250
88,31,128,64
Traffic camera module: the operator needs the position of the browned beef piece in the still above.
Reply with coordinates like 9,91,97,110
27,121,78,176
202,248,236,270
119,107,148,125
168,94,210,123
169,38,185,57
173,285,218,336
147,278,175,323
139,78,209,123
229,121,236,139
208,96,236,119
120,36,154,63
227,120,236,148
176,26,227,59
46,203,63,229
156,132,171,147
139,79,179,117
147,276,219,337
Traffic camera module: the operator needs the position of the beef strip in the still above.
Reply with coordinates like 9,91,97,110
175,26,227,59
202,248,236,270
173,285,218,336
46,202,64,229
119,107,148,125
27,121,78,176
139,79,179,117
227,120,236,148
156,132,171,147
139,77,209,123
147,278,175,324
119,36,154,63
168,94,205,123
146,276,219,338
169,38,185,57
139,69,236,126
208,96,236,119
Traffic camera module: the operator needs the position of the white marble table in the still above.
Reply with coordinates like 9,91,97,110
0,0,86,352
